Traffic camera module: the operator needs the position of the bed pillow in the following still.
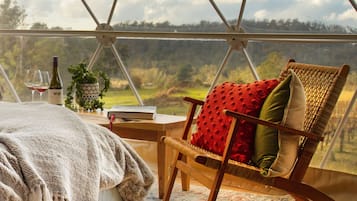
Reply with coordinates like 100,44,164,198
257,70,306,177
191,80,280,163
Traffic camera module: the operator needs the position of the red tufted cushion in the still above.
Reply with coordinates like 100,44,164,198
191,80,280,163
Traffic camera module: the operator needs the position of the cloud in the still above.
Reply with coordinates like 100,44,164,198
244,0,356,27
12,0,357,29
254,9,268,20
323,8,357,27
337,8,357,21
295,0,334,6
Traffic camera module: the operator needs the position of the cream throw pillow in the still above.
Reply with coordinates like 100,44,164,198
263,69,306,178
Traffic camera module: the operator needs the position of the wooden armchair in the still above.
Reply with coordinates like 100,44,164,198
161,59,349,201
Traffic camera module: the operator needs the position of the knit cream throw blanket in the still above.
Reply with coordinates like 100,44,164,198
0,102,154,201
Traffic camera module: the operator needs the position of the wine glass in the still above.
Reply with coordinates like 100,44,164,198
24,69,40,101
34,70,50,101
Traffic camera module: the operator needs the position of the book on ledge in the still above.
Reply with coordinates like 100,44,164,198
107,105,157,120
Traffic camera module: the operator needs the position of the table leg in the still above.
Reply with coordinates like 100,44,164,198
157,132,166,199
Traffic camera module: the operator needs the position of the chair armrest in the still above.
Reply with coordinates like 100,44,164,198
178,97,203,140
223,109,323,142
183,96,204,105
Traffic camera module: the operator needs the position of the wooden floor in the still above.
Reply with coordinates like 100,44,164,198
123,135,357,201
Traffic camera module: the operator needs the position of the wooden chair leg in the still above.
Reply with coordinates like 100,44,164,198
180,155,190,191
207,169,225,201
163,153,182,201
181,171,190,191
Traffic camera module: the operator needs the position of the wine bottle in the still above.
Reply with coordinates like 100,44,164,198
48,56,63,105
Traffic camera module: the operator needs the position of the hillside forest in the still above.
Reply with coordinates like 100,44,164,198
0,0,356,98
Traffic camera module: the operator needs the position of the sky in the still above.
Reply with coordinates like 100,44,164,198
8,0,357,30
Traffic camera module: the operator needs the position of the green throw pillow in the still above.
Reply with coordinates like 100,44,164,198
252,74,292,169
253,69,306,178
266,70,306,177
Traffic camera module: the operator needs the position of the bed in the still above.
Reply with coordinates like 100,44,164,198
0,101,154,201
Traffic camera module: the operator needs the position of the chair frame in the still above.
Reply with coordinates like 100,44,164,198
162,59,350,201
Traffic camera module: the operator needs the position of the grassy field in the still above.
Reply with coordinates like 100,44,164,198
311,134,357,175
316,89,357,175
338,90,355,101
104,87,355,114
104,88,159,106
103,87,209,115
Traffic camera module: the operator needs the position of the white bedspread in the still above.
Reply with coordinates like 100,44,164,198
0,102,154,201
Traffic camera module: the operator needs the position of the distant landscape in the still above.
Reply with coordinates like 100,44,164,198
0,0,356,175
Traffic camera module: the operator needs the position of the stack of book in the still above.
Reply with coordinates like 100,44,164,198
107,105,157,120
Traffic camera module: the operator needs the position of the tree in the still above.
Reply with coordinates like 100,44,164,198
0,0,26,61
256,52,286,79
177,64,193,86
0,0,26,29
30,22,48,30
0,0,26,90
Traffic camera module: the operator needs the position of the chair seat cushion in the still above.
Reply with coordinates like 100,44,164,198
191,80,279,163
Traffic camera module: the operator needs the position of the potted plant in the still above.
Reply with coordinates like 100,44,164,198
65,62,110,111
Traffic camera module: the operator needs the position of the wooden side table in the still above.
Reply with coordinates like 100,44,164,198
78,111,186,199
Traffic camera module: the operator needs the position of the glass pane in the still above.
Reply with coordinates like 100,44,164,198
0,0,356,177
